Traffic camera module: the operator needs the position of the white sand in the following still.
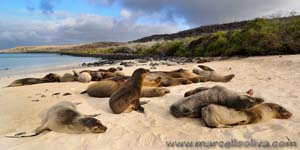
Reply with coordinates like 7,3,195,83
0,55,299,150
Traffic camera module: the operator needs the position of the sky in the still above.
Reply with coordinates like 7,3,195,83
0,0,299,49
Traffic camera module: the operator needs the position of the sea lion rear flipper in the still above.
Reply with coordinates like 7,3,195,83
80,90,87,94
198,65,214,71
5,132,39,138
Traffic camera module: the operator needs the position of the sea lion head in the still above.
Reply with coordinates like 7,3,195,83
170,99,200,118
266,103,292,119
90,72,103,81
132,68,150,79
78,118,107,133
43,73,60,82
234,95,264,110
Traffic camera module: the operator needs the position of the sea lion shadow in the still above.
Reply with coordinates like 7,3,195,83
82,95,112,114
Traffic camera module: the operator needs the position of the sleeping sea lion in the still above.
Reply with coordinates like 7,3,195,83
5,101,107,138
201,103,292,128
6,73,60,87
193,65,235,82
170,85,264,118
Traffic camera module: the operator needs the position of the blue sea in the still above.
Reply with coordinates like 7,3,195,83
0,53,98,76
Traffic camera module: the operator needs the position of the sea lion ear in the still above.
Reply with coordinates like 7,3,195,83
198,65,214,71
246,89,254,96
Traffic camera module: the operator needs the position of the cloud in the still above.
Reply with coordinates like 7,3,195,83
90,0,300,26
0,14,180,49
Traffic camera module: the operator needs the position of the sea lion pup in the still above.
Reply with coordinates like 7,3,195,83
193,65,235,82
109,68,149,114
6,73,61,87
170,85,264,118
59,73,77,82
201,103,292,128
5,101,107,138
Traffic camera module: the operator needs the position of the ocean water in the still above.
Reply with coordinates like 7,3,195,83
0,53,98,76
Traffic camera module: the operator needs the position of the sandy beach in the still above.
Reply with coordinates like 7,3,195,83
0,55,299,150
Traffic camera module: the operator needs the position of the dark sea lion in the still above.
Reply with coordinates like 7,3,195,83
193,65,235,82
6,73,60,87
109,68,149,114
201,103,292,128
170,85,264,118
5,101,107,138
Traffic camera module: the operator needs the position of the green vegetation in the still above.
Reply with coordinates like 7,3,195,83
192,17,300,56
137,16,300,57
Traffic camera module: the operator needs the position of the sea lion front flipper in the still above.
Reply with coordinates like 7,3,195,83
136,106,145,113
85,113,101,118
184,87,210,97
198,65,214,71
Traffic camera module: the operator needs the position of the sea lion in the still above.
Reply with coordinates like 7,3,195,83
146,72,193,87
170,85,264,118
5,101,107,138
82,76,166,98
193,65,235,82
201,103,292,128
109,68,149,114
6,73,60,87
59,73,77,82
83,79,170,98
77,72,92,83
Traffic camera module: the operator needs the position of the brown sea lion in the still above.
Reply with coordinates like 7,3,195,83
193,65,235,82
109,68,149,114
170,85,264,118
5,101,107,138
201,103,292,128
83,79,169,98
83,76,166,98
6,73,60,87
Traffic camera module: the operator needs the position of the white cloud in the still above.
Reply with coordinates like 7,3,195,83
0,13,181,49
120,9,131,19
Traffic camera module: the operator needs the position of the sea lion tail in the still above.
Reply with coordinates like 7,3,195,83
80,90,87,94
